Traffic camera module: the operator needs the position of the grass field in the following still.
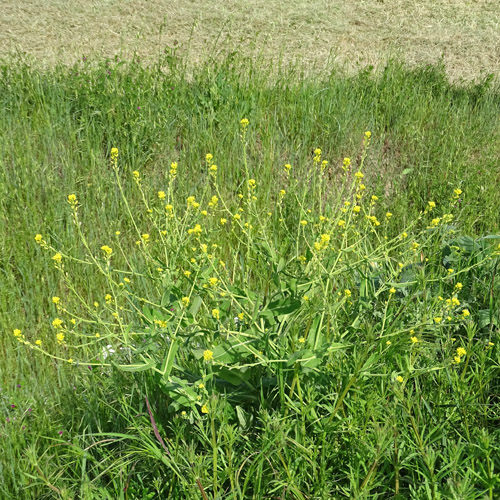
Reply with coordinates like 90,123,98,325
1,3,500,499
2,0,500,80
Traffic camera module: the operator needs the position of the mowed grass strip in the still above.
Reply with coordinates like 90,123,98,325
1,0,500,80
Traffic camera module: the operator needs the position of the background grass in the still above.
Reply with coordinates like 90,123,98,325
1,52,500,498
1,0,500,80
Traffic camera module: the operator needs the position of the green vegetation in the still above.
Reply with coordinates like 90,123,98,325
1,53,500,499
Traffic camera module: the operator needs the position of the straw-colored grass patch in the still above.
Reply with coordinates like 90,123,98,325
2,0,500,79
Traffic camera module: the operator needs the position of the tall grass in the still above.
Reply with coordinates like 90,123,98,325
1,52,500,499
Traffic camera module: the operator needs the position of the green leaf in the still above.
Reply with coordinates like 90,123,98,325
112,356,156,372
267,297,301,316
160,338,179,382
478,309,497,329
218,366,252,385
188,295,203,317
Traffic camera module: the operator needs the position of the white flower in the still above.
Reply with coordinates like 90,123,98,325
102,345,116,360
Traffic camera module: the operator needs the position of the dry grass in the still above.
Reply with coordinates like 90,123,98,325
2,0,500,79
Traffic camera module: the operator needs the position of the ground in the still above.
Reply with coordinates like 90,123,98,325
2,0,500,80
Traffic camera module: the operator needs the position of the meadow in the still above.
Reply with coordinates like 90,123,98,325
1,49,500,499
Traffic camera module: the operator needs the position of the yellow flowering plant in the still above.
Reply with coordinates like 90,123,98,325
25,123,500,420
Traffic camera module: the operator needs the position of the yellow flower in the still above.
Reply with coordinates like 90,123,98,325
279,189,286,197
208,277,219,287
453,355,461,364
284,163,292,172
298,337,306,343
132,170,140,180
342,157,351,171
300,220,308,226
344,289,351,297
461,309,470,318
233,214,241,221
52,296,60,304
364,131,371,139
203,349,214,362
366,215,380,226
412,242,419,250
95,333,100,338
454,188,462,198
386,340,392,345
430,218,441,227
240,118,249,128
209,164,217,175
455,282,463,291
158,191,166,200
451,297,460,306
181,297,190,307
52,318,63,328
212,309,220,320
396,375,404,383
13,329,22,337
411,336,419,344
56,332,65,344
428,201,436,210
371,195,379,202
184,270,191,278
105,294,112,303
389,287,396,294
248,179,256,189
110,147,119,159
198,383,205,389
67,194,77,205
35,234,43,243
353,205,361,214
456,347,467,357
385,212,392,219
448,268,454,274
189,224,202,236
206,153,213,163
337,219,346,228
67,358,73,364
354,171,364,181
52,253,62,264
101,245,113,256
434,317,442,324
201,403,209,414
401,232,408,239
